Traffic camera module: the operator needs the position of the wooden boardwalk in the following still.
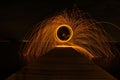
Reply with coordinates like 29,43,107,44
7,47,117,80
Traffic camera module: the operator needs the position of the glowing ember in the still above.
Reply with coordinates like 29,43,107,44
22,9,117,63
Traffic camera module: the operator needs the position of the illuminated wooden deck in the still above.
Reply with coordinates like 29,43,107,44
7,48,117,80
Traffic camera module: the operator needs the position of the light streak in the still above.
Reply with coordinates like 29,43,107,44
21,9,117,63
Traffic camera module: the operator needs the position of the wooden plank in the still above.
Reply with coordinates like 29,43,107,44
6,47,117,80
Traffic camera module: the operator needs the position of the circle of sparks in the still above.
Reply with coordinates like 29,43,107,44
55,24,73,43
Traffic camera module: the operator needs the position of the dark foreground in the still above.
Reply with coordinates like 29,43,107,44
6,47,117,80
0,42,120,80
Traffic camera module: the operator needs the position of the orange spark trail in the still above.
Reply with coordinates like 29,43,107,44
21,9,116,63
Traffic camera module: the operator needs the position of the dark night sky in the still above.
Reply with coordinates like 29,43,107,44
0,0,120,41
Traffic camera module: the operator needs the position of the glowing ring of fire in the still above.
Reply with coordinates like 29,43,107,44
55,24,73,42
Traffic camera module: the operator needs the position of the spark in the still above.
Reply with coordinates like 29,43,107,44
21,9,117,63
